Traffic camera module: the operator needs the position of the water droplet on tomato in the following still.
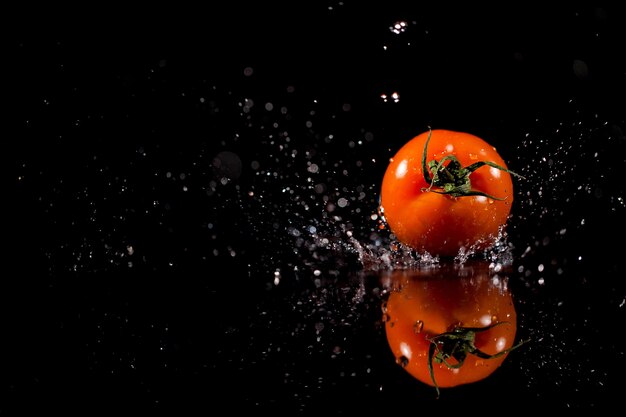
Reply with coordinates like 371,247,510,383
413,320,424,334
396,356,409,368
382,313,391,322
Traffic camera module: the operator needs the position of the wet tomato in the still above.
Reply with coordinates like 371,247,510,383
380,129,521,257
382,262,523,395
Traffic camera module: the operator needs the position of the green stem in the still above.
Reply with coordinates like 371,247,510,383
426,322,529,398
420,128,524,200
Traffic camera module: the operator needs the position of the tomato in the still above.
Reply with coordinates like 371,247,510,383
380,129,520,257
382,262,522,395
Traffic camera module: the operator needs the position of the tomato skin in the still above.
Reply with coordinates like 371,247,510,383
380,129,515,257
383,263,517,389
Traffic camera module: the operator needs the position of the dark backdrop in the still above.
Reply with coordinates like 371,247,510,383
6,3,626,413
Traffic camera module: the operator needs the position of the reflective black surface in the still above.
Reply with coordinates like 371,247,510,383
7,3,626,413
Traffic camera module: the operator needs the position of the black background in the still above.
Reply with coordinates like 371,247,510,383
6,2,626,414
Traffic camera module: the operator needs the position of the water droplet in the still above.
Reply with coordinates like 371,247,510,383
381,301,388,314
413,320,424,334
389,21,408,34
382,313,391,323
396,356,409,368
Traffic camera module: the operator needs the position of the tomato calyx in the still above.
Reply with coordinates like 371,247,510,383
426,322,527,398
421,129,523,200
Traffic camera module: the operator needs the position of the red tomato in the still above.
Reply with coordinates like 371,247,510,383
380,129,519,257
382,262,521,395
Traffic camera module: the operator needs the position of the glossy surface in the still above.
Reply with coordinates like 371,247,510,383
383,263,518,390
380,130,515,256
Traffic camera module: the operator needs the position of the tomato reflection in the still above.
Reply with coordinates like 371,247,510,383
382,262,524,396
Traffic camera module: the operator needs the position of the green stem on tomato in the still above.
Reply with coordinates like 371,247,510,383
420,128,524,200
426,322,529,399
